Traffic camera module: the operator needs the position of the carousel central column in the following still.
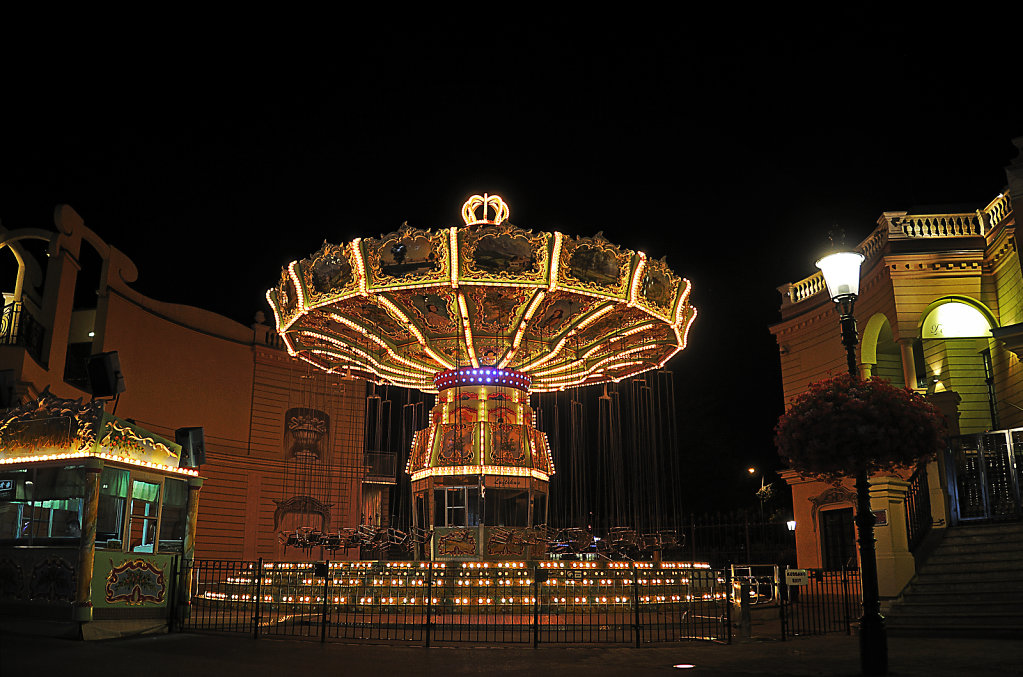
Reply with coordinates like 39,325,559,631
407,367,553,561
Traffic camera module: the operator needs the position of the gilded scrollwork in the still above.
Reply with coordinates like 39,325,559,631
270,198,693,392
637,256,681,318
489,423,527,465
459,224,549,283
392,290,458,333
558,233,632,298
300,241,358,306
363,224,449,288
466,286,529,335
275,268,300,324
526,292,601,340
436,423,477,466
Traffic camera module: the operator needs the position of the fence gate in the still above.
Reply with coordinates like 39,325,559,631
780,567,861,638
947,430,1023,523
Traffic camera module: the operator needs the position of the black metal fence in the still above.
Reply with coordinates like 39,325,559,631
904,464,932,551
780,567,861,638
181,559,731,646
686,511,796,568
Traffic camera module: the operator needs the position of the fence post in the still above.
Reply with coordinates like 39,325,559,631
724,563,733,645
166,555,179,633
779,566,787,641
690,513,697,565
631,564,641,648
842,565,852,636
532,565,542,648
320,561,330,643
424,563,433,648
253,558,263,640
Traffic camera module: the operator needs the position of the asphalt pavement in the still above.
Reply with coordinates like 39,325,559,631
2,628,1021,677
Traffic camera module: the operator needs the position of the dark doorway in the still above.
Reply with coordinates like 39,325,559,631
820,507,856,570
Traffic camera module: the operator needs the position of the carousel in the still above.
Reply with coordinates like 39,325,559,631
267,195,696,561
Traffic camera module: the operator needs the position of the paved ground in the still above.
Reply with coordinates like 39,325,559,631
2,629,1021,677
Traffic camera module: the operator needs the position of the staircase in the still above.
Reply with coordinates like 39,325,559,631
886,521,1023,637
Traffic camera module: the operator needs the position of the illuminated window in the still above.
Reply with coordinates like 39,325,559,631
921,301,992,338
0,464,84,543
128,480,160,553
158,478,188,553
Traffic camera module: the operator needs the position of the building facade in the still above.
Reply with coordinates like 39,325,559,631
771,140,1023,597
0,205,376,561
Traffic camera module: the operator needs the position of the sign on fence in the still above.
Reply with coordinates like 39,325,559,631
784,568,808,586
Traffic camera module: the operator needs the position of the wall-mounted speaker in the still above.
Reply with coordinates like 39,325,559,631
0,370,16,409
175,427,206,468
86,351,126,398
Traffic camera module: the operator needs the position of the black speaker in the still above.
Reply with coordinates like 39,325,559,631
175,427,206,468
86,351,126,397
0,369,16,409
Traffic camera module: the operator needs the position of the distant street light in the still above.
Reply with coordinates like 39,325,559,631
816,249,888,676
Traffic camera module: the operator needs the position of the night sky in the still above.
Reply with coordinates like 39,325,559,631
2,15,1019,511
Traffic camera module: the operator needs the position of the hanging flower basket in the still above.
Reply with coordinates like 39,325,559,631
774,373,947,480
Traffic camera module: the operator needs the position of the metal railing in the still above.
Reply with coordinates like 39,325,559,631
181,559,731,646
780,194,1013,308
686,511,796,569
363,452,397,482
905,463,932,551
0,302,46,366
780,567,861,638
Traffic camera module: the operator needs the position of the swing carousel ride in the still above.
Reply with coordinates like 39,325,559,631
267,195,697,561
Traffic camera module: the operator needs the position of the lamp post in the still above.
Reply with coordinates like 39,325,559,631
816,250,888,676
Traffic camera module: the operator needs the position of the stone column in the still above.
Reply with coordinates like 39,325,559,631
73,458,103,622
926,390,962,528
898,340,918,391
179,477,204,620
868,477,916,599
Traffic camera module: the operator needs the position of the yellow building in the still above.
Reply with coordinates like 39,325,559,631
771,140,1023,601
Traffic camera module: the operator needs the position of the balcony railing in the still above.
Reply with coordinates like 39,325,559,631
780,194,1013,308
0,302,46,366
364,451,397,483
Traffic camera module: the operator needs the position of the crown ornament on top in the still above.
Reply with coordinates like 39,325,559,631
461,193,510,226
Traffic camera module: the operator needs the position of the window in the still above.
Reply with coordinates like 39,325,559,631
414,492,428,531
158,478,188,553
922,301,992,339
128,480,160,553
533,492,547,527
484,489,529,526
0,465,84,543
433,487,480,527
97,467,128,547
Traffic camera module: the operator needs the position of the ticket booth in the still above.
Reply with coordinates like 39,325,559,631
0,391,202,639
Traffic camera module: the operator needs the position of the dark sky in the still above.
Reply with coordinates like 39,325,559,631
2,14,1019,511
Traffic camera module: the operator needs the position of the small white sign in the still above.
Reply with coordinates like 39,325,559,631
785,569,809,586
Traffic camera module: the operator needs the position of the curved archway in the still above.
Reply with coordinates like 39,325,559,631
918,296,996,339
916,296,999,433
860,313,905,386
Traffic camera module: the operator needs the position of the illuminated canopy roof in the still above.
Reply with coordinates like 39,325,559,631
268,195,696,392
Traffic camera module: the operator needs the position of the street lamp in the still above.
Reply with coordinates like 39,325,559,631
816,250,888,676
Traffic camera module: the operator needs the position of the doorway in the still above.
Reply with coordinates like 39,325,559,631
819,507,856,570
